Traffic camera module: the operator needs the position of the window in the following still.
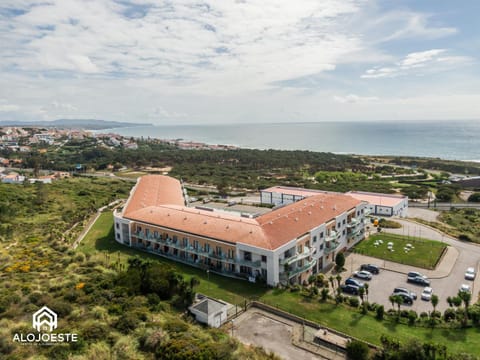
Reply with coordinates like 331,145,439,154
173,235,178,242
216,246,222,256
228,249,234,259
320,243,324,250
343,229,346,235
244,251,252,261
205,243,210,253
343,219,346,225
261,255,267,263
313,236,317,243
116,223,119,229
320,232,324,238
116,233,120,239
137,226,142,232
337,222,341,228
193,240,199,250
154,231,158,238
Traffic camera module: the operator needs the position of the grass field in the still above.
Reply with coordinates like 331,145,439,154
354,233,446,269
79,212,480,356
79,211,267,305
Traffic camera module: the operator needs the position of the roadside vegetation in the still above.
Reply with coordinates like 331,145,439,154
0,179,277,360
354,233,446,269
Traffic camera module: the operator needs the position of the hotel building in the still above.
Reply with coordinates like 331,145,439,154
114,175,366,286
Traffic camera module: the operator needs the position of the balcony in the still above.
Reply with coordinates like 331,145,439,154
326,230,340,242
347,218,361,228
287,259,317,278
280,246,316,265
324,240,341,254
236,258,262,268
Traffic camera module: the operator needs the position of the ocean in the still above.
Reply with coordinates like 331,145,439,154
105,120,480,161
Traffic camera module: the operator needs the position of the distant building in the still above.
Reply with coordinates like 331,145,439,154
345,191,408,217
261,186,408,218
189,297,229,328
1,173,25,184
114,175,366,286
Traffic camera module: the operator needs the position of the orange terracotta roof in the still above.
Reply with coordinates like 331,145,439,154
261,186,334,198
122,176,362,250
123,175,185,217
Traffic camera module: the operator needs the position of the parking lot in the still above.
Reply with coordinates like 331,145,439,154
338,225,480,313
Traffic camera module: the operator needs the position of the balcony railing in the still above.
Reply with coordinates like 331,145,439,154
326,231,340,242
280,246,316,265
287,259,317,278
347,218,361,228
324,240,341,254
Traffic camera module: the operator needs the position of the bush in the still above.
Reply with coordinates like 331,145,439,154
114,313,141,334
431,310,442,319
376,305,384,320
444,308,456,322
467,192,480,202
290,285,301,292
348,297,360,308
420,311,429,319
346,339,370,360
407,310,417,325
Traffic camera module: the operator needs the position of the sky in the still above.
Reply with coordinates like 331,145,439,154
0,0,479,125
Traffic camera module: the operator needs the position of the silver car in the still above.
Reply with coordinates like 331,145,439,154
465,267,476,280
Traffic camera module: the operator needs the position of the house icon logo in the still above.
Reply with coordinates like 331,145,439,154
32,306,57,332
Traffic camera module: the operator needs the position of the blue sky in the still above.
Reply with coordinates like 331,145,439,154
0,0,479,124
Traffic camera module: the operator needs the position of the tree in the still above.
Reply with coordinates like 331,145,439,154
458,290,472,327
389,295,395,310
346,340,370,360
468,192,480,202
335,252,345,272
364,283,369,302
358,287,365,305
431,294,439,315
329,276,335,290
393,295,403,319
336,274,342,288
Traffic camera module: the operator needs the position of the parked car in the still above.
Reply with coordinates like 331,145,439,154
341,284,360,295
407,271,430,286
465,267,476,280
345,277,365,288
353,270,373,280
392,292,414,305
459,284,471,293
360,264,380,274
421,287,433,301
393,287,417,300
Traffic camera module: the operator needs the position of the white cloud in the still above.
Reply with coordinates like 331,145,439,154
362,49,473,79
333,94,379,104
383,13,457,41
0,104,20,112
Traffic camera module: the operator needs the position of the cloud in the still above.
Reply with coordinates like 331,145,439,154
382,13,457,41
0,104,19,112
362,49,473,79
333,94,379,104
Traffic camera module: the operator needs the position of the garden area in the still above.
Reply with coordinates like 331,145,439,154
78,212,480,359
354,233,447,269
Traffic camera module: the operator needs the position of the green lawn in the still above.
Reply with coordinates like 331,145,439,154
79,212,479,356
354,233,446,269
78,211,267,305
260,289,480,355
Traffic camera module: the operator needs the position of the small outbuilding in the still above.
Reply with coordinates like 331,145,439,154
189,297,228,328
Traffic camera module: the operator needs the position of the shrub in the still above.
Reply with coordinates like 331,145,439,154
348,297,360,308
376,305,384,320
444,308,456,322
114,313,140,334
346,339,370,360
431,310,442,319
407,310,417,325
290,285,301,293
320,288,329,302
420,312,429,319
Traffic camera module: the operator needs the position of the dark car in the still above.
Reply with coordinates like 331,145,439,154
345,277,365,288
393,287,417,300
360,264,380,274
392,292,414,305
407,272,431,286
341,284,360,295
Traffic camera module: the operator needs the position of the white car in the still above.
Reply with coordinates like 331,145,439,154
459,284,471,293
465,267,476,280
353,270,372,280
421,287,433,301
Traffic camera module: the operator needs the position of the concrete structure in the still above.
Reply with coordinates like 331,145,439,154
189,297,228,328
345,191,408,217
114,175,366,286
261,186,408,218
